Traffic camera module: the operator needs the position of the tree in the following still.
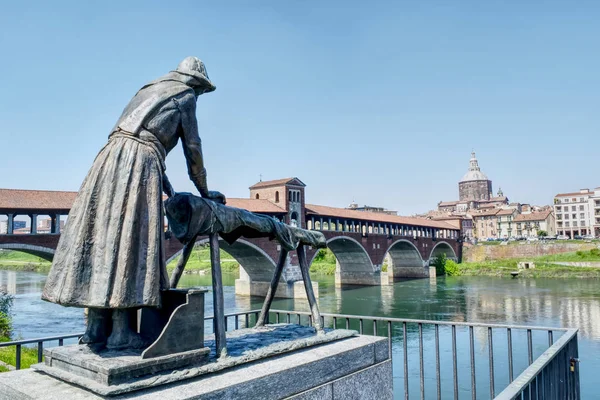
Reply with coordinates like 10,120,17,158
0,290,13,339
432,253,447,276
537,230,548,237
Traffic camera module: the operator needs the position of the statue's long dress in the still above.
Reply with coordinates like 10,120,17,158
42,74,201,309
41,132,168,308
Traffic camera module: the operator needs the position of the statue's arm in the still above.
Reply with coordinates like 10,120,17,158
178,93,209,197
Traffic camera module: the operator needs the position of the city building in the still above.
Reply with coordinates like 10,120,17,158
514,210,556,238
472,209,500,240
496,208,518,239
554,188,600,238
437,152,509,214
346,202,397,215
0,220,25,234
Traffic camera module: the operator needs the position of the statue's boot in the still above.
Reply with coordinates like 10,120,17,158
80,308,110,345
106,309,145,350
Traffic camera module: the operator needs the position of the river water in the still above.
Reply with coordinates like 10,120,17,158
1,269,598,399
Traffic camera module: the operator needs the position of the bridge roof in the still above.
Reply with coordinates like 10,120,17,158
226,198,286,213
0,188,286,215
305,204,459,230
0,189,77,212
249,177,306,189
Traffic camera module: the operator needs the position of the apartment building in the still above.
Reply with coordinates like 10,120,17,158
554,188,600,238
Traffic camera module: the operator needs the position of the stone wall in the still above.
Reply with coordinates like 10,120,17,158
459,180,492,201
463,242,598,262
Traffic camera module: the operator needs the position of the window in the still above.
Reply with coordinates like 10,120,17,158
580,198,585,202
579,205,584,211
564,199,569,203
565,222,570,227
275,191,279,203
580,213,585,219
556,206,562,211
573,221,578,227
572,198,577,202
255,194,260,199
581,220,586,226
572,206,576,211
572,214,577,219
564,214,569,219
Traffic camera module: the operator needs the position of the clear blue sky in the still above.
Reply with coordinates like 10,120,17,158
1,1,598,215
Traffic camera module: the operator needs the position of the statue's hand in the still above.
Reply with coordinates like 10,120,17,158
206,190,226,205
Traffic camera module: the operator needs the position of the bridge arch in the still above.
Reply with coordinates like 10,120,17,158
0,243,55,262
311,236,381,286
429,241,457,261
166,237,277,282
384,239,426,278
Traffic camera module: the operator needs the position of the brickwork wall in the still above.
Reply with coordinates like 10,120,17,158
459,180,492,201
463,242,598,262
250,186,287,206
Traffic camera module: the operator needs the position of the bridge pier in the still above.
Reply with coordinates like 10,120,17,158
334,260,387,287
234,259,319,299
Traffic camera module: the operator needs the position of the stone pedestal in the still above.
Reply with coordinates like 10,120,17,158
0,331,392,399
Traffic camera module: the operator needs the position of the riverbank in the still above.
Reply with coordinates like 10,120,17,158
458,249,600,278
0,247,340,275
0,251,51,273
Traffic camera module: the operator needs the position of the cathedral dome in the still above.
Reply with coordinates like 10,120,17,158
460,170,489,182
460,152,489,182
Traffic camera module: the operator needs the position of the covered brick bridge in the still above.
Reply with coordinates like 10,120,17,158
0,178,461,298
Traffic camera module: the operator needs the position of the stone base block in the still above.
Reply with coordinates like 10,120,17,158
391,266,431,278
235,279,319,299
0,333,391,400
40,345,210,386
335,271,382,287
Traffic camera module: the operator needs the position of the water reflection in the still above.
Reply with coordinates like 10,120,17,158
0,270,598,398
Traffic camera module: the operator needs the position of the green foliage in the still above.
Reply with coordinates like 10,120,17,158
537,230,548,237
0,291,13,339
591,248,600,257
0,250,51,273
432,253,447,276
576,250,584,257
310,249,337,275
166,244,239,273
0,343,40,370
444,260,460,276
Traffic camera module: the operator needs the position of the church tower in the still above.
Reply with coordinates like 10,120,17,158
458,152,493,201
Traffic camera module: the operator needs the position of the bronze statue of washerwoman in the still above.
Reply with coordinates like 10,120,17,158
42,57,225,349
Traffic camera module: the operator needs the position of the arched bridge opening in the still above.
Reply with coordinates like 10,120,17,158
429,241,458,262
166,238,276,283
0,243,55,262
316,236,381,286
384,239,427,279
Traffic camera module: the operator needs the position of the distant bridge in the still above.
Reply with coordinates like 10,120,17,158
0,178,461,298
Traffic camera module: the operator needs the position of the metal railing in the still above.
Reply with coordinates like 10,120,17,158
0,309,579,399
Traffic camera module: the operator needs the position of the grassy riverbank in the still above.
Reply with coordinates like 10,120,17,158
0,247,340,276
166,245,239,273
0,251,51,273
458,249,600,278
0,338,39,370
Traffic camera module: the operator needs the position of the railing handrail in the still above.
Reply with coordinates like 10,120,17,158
494,328,579,399
1,308,570,348
268,309,572,332
0,333,83,347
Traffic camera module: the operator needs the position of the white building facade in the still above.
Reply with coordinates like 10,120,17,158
554,188,600,238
